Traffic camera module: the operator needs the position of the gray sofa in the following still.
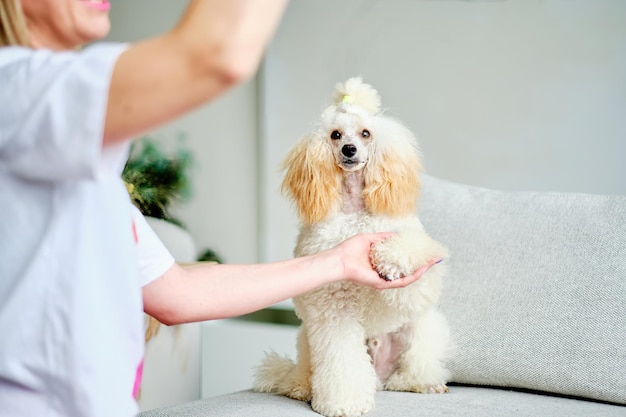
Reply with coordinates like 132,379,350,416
140,175,626,416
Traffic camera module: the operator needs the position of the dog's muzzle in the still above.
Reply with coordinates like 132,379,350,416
339,144,365,169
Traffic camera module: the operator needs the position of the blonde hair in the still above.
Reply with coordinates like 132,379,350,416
0,0,30,47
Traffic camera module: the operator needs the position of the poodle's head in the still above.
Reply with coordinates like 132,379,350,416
282,77,423,225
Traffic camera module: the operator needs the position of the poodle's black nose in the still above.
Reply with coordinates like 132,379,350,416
342,144,357,157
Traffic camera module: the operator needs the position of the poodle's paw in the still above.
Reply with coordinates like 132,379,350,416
369,237,415,281
311,395,375,417
417,383,450,394
373,262,408,281
370,247,417,281
285,383,312,402
369,231,448,281
386,381,449,394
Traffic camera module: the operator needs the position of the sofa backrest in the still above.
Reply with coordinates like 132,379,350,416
419,175,626,405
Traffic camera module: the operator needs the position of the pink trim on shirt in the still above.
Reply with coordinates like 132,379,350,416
132,219,138,244
133,359,144,399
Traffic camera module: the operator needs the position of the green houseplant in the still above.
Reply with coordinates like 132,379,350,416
122,136,193,228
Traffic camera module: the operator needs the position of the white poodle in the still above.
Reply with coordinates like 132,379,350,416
254,77,451,417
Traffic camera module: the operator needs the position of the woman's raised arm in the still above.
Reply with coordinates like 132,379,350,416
104,0,288,145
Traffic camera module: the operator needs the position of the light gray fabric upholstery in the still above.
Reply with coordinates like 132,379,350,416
419,175,626,405
139,387,626,417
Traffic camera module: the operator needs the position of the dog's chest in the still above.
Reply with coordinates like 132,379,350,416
295,212,403,256
294,266,430,334
294,281,407,335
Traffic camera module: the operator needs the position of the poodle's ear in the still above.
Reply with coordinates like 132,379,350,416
363,119,423,217
281,134,342,225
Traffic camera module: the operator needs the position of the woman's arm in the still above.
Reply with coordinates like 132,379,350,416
142,233,439,325
104,0,288,145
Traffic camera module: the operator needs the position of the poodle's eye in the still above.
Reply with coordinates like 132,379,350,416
361,129,371,138
330,130,342,140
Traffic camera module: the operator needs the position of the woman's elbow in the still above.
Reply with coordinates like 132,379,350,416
144,303,182,327
208,53,258,88
191,34,264,88
142,267,189,326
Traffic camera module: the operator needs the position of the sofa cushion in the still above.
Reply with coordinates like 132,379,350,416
139,387,626,417
419,175,626,405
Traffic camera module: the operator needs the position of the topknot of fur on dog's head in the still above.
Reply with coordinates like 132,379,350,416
331,77,381,115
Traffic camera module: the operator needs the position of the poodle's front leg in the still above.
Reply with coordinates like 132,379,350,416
384,308,451,393
308,316,377,417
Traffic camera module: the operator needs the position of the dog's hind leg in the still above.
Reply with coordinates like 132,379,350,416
383,308,451,393
285,327,313,401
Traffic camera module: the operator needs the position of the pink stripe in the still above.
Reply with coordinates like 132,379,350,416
133,359,144,398
132,219,138,243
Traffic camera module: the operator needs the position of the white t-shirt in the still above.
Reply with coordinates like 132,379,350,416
0,43,174,417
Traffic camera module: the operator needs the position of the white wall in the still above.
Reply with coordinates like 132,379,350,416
259,0,626,263
106,1,260,265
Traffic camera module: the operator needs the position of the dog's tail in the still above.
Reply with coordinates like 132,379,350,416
252,351,299,395
332,76,382,114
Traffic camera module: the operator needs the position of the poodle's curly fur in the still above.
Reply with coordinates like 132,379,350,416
253,78,452,417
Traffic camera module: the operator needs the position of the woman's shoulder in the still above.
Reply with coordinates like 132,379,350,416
0,45,39,66
0,42,127,70
0,46,74,80
0,43,127,106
